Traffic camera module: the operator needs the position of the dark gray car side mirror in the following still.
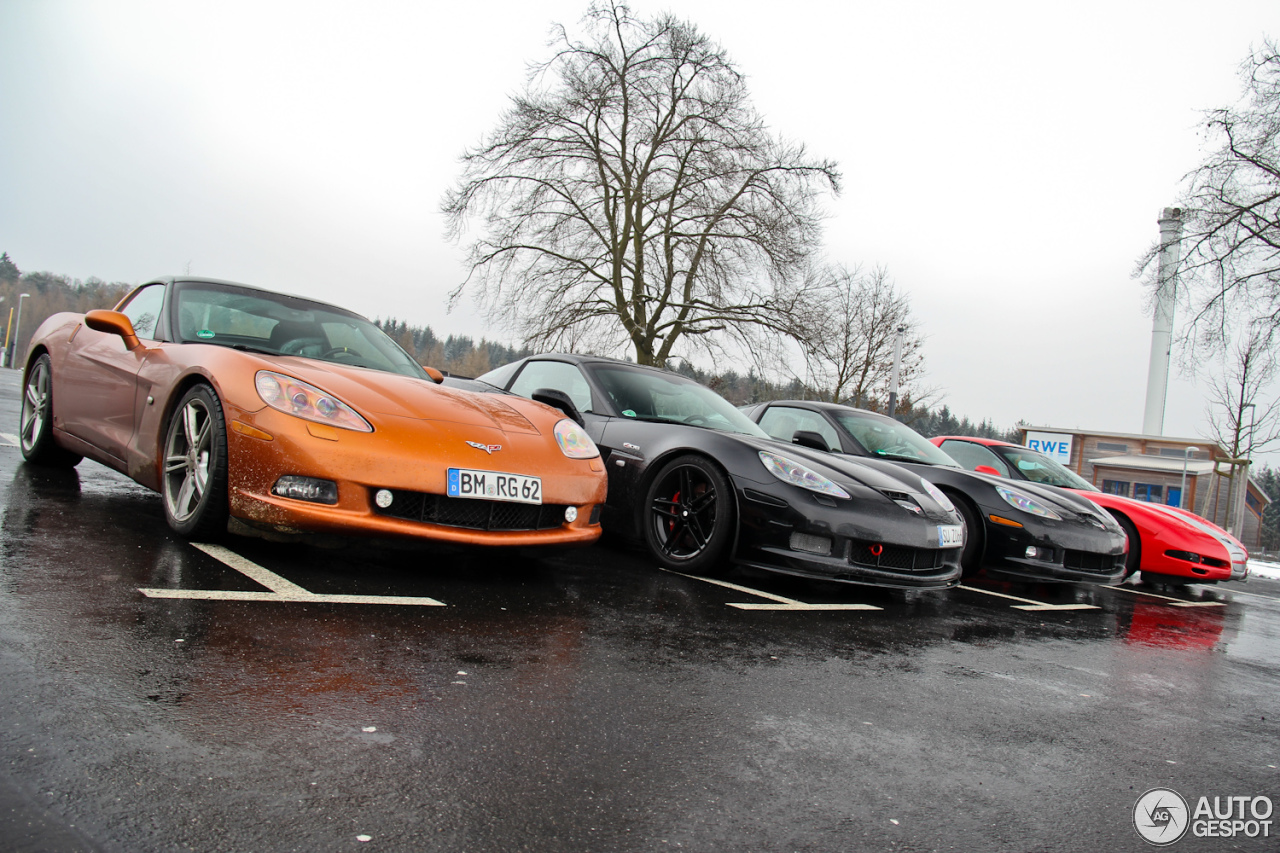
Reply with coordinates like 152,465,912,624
532,388,585,427
792,430,830,452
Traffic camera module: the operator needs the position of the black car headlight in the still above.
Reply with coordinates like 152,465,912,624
758,450,850,499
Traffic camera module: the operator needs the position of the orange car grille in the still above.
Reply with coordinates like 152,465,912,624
372,489,569,532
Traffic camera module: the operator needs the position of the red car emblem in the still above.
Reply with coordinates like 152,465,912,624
466,441,502,454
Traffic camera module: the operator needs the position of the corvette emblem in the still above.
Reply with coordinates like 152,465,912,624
466,441,502,454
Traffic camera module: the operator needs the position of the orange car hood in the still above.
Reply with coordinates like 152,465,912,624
263,358,543,435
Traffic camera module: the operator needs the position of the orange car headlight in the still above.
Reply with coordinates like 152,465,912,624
255,370,373,433
553,419,599,459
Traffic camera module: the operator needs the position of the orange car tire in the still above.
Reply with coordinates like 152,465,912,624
20,353,83,468
162,384,230,541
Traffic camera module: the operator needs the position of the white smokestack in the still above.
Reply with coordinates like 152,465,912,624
1142,207,1183,435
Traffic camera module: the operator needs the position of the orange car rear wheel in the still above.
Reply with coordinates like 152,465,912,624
20,354,82,468
162,384,230,540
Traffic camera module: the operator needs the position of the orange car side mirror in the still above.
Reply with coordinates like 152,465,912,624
85,309,142,351
975,465,1003,477
422,365,444,384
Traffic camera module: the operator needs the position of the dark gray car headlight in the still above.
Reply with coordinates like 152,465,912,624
995,485,1062,520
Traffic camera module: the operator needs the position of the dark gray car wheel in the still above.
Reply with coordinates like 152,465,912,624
955,498,985,578
1113,513,1141,579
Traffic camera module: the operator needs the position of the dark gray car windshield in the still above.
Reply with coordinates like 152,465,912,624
834,412,961,466
591,366,769,437
174,283,427,379
993,445,1098,491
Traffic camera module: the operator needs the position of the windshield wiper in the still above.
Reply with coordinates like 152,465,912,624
227,343,277,356
874,451,929,463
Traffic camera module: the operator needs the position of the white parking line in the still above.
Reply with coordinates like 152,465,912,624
1219,588,1280,603
1103,585,1225,608
659,568,882,610
138,543,447,606
957,584,1100,611
0,432,19,447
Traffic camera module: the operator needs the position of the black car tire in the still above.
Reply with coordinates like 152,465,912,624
955,497,985,578
20,353,83,467
1112,512,1141,579
162,384,230,540
642,454,734,574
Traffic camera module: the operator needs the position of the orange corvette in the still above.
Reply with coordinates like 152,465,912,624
18,277,607,546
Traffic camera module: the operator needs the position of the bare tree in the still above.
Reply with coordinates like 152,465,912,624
1206,324,1280,457
442,2,840,367
797,265,927,410
1141,40,1280,347
1204,323,1280,533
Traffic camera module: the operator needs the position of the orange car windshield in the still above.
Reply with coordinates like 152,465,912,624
173,283,427,379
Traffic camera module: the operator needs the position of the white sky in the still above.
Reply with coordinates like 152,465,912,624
1,0,1275,456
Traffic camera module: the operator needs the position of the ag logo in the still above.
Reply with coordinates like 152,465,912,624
1134,788,1190,845
465,441,502,454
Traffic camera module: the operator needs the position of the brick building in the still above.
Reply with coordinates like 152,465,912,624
1015,426,1269,550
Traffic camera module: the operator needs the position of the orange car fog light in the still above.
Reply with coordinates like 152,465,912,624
272,476,338,504
564,506,579,523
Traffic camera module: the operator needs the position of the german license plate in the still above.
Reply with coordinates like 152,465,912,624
938,524,964,548
447,468,542,504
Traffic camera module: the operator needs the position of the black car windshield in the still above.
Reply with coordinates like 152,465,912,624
834,412,960,466
174,283,427,379
591,366,769,437
993,445,1099,491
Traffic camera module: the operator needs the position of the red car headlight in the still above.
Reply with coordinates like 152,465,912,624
255,370,373,433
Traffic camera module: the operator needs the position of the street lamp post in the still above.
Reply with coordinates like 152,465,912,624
1235,403,1257,537
887,323,906,418
10,293,29,369
1179,446,1199,510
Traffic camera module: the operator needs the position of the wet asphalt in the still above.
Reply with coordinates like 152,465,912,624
0,370,1277,852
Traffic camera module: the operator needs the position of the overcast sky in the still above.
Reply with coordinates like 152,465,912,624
1,0,1275,455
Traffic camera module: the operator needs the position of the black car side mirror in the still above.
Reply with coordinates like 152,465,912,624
792,430,830,452
532,388,585,427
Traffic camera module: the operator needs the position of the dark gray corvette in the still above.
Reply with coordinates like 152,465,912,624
741,400,1128,584
447,355,966,589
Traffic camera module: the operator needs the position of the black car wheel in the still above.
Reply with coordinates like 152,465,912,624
643,454,733,573
955,497,984,578
1112,513,1141,580
162,385,229,540
20,354,82,467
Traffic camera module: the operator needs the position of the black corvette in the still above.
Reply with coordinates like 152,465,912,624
740,400,1127,584
447,355,965,589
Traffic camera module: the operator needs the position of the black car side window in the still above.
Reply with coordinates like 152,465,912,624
509,361,595,413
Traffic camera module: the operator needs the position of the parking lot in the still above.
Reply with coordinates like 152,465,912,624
0,371,1277,852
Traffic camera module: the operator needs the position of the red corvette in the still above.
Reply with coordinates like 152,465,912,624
931,436,1247,584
